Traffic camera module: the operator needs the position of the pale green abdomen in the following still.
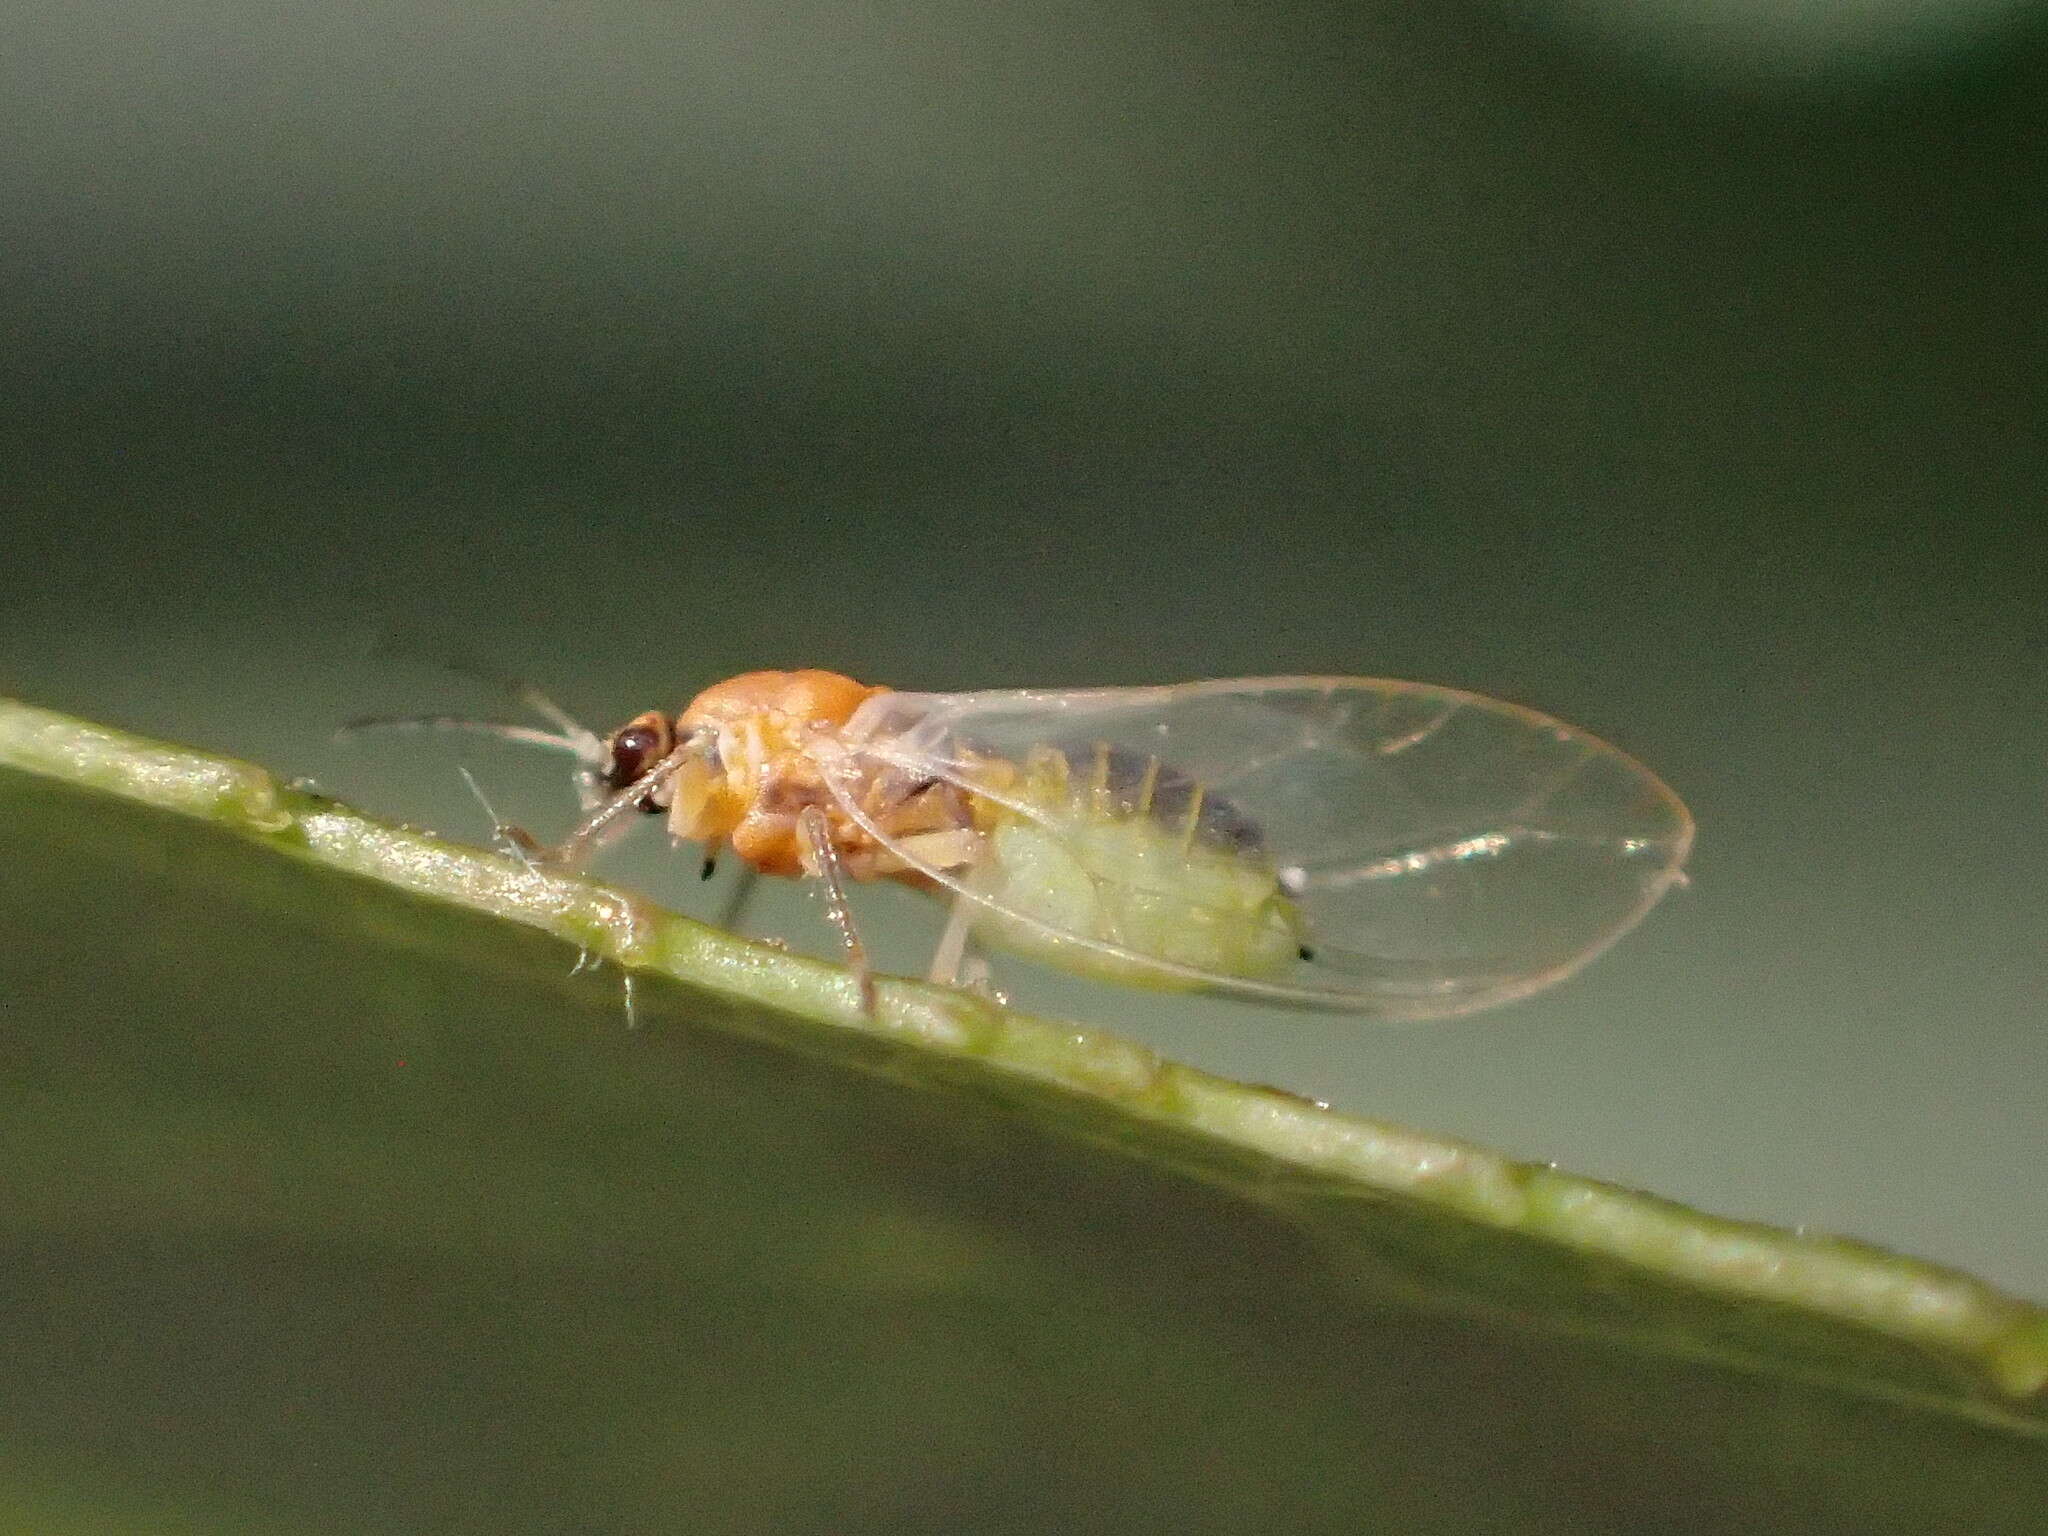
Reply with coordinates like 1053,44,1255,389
966,810,1304,991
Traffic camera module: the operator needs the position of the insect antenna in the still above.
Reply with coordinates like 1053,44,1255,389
436,658,596,749
338,713,589,755
340,648,609,770
340,661,614,809
364,638,587,731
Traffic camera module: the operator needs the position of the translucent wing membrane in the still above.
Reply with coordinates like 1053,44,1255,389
828,678,1693,1018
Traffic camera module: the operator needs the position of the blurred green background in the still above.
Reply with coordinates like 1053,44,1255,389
1,0,2042,1318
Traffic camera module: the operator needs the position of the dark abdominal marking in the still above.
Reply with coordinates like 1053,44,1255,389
1050,743,1266,852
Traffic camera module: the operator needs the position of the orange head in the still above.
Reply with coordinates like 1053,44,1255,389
600,670,889,876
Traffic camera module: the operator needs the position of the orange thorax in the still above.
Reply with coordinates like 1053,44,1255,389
673,670,891,878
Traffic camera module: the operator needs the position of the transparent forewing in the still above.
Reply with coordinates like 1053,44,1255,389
829,679,1693,1018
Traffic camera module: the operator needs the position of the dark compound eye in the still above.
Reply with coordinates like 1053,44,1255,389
605,717,674,801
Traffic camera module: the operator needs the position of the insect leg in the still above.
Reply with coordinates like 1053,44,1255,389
715,862,762,934
956,952,1003,1005
795,805,877,1016
926,891,975,987
459,765,609,985
456,764,545,870
552,741,695,868
926,895,1003,1001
